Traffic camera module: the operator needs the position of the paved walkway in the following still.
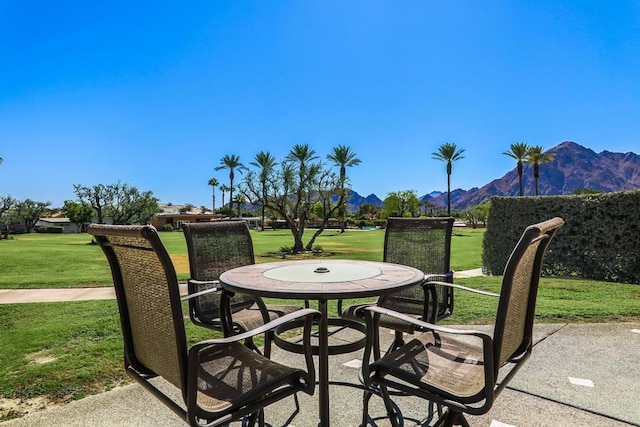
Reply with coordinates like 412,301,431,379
0,269,483,304
2,323,639,426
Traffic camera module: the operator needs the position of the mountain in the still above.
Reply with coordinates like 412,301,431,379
427,141,640,210
345,191,384,211
209,142,640,213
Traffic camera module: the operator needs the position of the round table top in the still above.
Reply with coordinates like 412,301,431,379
219,259,424,300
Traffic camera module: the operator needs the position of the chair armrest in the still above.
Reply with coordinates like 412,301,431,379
364,305,491,339
188,279,220,286
423,280,500,298
190,308,321,350
361,305,496,396
180,284,221,302
424,271,454,282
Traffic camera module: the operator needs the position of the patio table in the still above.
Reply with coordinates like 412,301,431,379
219,259,424,427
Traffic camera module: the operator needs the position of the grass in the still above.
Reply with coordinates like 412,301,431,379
0,227,484,289
0,300,216,421
1,226,640,420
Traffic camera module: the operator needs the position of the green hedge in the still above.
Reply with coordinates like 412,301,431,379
35,226,64,234
482,190,640,284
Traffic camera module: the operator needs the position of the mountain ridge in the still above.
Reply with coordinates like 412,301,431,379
347,141,640,211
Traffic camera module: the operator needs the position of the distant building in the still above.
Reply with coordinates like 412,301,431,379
35,217,83,233
151,212,225,230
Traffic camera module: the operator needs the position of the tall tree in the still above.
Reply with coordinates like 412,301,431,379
215,154,246,217
284,144,320,252
303,167,342,250
207,177,219,211
16,199,51,232
503,142,530,196
62,200,94,232
0,196,17,238
383,190,421,218
243,144,325,253
526,145,555,196
249,151,278,231
432,143,465,216
327,145,361,232
73,184,113,224
219,184,230,209
109,182,159,225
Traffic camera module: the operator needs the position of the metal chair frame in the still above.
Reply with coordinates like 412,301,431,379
360,217,564,427
340,217,456,351
89,224,319,427
181,220,301,355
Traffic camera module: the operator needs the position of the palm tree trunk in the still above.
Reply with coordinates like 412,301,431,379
446,165,452,216
517,161,524,196
229,179,234,215
534,163,540,196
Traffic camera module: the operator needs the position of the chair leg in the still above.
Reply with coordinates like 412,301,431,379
386,330,405,354
379,384,401,427
263,331,272,358
243,412,258,427
433,409,468,427
361,389,373,426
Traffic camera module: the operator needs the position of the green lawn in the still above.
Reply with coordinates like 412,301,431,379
0,227,484,289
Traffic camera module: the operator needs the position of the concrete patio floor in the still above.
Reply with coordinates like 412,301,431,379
2,321,639,427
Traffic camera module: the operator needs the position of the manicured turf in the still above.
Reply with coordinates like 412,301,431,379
0,227,484,289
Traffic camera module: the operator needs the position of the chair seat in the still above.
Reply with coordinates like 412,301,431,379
231,304,301,332
197,341,305,412
341,302,421,334
371,331,486,400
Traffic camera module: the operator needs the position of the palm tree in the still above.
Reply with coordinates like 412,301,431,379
327,145,361,232
286,144,318,177
432,142,465,216
215,154,246,217
286,143,319,203
285,144,319,252
250,151,278,231
503,142,531,196
207,177,219,211
219,184,230,210
527,145,555,196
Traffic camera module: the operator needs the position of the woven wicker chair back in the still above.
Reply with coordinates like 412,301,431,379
182,221,256,324
89,225,186,389
382,217,454,318
493,217,564,368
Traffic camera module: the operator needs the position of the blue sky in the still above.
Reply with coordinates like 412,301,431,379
1,1,639,208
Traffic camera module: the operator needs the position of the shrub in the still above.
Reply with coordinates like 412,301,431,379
483,191,640,283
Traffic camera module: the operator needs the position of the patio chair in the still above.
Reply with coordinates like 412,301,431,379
181,221,302,355
360,217,564,427
340,217,455,351
88,224,319,427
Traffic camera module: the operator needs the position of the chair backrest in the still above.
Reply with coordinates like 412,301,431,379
492,217,564,374
384,217,454,275
88,224,187,392
181,221,255,326
382,217,455,319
